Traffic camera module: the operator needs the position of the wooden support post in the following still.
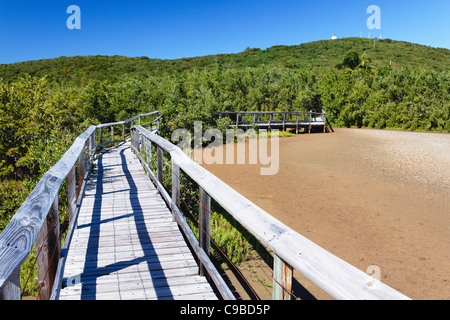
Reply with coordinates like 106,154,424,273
67,164,77,224
130,129,135,153
171,163,180,222
36,196,60,300
282,112,286,131
89,131,95,155
157,145,163,185
131,128,139,153
272,254,293,300
309,110,312,134
139,132,143,151
296,112,299,134
111,126,114,142
199,187,211,277
76,146,86,198
145,137,152,163
268,113,271,132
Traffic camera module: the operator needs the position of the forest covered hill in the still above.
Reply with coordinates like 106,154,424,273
1,37,449,83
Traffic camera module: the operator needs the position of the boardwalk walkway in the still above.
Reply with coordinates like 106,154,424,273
59,142,217,300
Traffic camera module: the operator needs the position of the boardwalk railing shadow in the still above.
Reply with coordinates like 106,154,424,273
65,143,173,299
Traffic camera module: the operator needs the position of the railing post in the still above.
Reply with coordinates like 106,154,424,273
309,110,312,134
268,113,271,132
67,164,77,223
145,136,152,164
131,128,139,153
322,109,326,133
122,123,125,140
157,145,163,185
76,145,86,198
171,162,180,222
139,132,144,151
296,112,299,134
199,187,211,277
272,254,293,300
111,125,114,143
99,127,102,145
89,130,95,155
36,195,60,300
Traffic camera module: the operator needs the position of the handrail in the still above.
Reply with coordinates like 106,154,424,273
95,111,161,128
131,125,410,300
217,111,323,115
0,112,161,300
217,110,328,133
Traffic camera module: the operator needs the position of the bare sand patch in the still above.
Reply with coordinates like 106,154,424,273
200,128,449,300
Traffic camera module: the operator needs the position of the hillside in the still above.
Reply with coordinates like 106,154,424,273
0,38,449,83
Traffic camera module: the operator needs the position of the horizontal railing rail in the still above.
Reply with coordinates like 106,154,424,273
131,125,410,300
0,112,161,300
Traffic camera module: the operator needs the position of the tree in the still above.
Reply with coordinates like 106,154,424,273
336,51,361,70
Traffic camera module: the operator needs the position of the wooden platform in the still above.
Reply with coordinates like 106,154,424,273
59,142,217,300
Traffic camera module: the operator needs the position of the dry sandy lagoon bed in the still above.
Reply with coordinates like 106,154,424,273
200,127,449,300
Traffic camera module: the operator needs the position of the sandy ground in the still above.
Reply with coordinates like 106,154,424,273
200,128,449,300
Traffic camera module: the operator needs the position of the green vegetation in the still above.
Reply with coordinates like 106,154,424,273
0,37,449,296
0,38,448,82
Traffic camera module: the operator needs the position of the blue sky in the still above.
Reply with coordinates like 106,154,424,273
0,0,449,64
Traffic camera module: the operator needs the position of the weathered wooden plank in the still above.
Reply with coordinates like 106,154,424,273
60,282,216,300
63,258,200,280
63,274,210,294
66,246,192,265
67,233,186,249
63,265,200,288
65,253,198,273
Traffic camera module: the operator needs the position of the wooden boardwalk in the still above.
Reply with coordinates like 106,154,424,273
59,142,217,300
